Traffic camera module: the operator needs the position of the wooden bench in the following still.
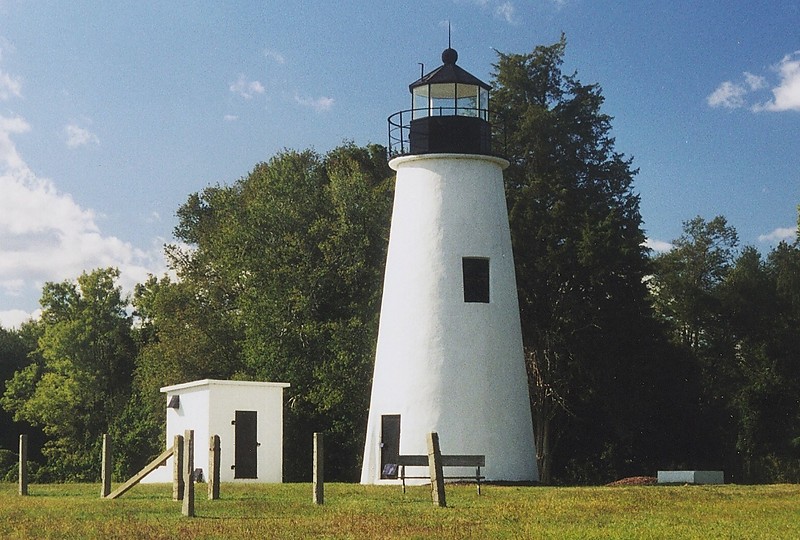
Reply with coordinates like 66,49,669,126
395,454,486,494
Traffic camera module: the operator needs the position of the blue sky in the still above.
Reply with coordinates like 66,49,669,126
1,1,798,327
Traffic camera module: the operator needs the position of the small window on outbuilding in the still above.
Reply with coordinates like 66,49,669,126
462,257,490,303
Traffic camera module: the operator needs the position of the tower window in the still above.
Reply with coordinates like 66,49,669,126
462,257,489,303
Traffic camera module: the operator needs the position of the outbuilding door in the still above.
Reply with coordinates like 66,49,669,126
234,410,258,479
380,414,401,479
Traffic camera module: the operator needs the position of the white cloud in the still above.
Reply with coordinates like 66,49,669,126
754,51,800,112
0,39,23,101
758,227,797,244
707,81,747,109
223,114,238,122
0,115,31,172
229,74,265,99
294,94,334,112
264,49,286,65
495,2,517,23
0,308,40,329
453,1,520,23
643,238,673,253
64,123,99,149
0,114,167,328
0,69,22,100
744,72,766,91
709,51,800,113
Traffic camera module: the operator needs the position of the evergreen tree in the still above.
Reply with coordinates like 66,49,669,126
491,36,660,483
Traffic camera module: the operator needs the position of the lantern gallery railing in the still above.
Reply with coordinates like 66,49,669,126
387,108,507,158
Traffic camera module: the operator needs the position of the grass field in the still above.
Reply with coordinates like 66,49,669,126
1,482,799,539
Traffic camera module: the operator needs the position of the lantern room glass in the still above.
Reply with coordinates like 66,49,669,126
412,83,488,120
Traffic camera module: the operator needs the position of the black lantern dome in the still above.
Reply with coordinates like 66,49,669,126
388,48,492,156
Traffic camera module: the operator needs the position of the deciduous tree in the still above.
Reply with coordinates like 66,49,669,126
137,144,393,480
1,268,135,480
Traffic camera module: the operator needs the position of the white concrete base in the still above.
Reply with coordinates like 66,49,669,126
657,470,724,484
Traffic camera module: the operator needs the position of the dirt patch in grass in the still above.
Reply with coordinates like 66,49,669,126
606,476,658,486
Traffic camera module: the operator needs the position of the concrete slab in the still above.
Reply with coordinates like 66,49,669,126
657,470,724,484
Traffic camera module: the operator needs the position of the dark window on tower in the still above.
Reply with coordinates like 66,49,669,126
462,257,490,303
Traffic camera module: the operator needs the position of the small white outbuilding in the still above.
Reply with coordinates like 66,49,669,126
142,379,290,483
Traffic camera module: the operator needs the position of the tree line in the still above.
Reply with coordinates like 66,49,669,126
2,37,799,484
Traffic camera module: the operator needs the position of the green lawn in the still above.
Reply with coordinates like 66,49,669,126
1,482,799,539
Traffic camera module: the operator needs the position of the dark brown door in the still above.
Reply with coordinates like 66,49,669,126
234,410,258,479
380,414,401,479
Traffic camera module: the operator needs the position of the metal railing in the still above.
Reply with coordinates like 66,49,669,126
387,107,507,159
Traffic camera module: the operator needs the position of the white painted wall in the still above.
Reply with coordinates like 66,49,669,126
361,153,538,484
142,379,289,483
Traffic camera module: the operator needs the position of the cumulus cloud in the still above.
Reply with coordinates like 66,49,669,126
643,238,674,253
0,54,167,329
707,81,748,109
708,52,800,112
0,308,40,329
0,115,31,172
294,94,334,112
754,52,800,112
495,2,517,23
0,69,22,100
229,74,265,99
453,1,519,23
64,123,99,148
0,114,167,327
264,49,286,65
744,72,767,91
0,40,23,101
758,227,797,244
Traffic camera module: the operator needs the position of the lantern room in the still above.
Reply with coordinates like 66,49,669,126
389,47,493,156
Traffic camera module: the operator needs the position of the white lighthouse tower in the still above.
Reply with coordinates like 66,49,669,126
361,47,538,484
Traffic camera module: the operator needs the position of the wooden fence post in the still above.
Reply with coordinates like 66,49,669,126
101,434,113,498
173,434,184,501
313,432,324,505
427,432,446,508
182,430,195,517
18,434,28,496
208,434,220,500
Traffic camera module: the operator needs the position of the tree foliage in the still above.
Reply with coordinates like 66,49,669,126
135,144,393,480
2,42,797,486
491,36,662,483
651,216,800,482
0,323,42,472
2,268,136,480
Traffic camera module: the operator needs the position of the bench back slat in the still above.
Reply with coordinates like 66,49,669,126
441,455,485,467
396,454,485,467
396,455,428,466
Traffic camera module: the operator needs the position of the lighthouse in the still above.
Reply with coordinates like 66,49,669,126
360,47,538,484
